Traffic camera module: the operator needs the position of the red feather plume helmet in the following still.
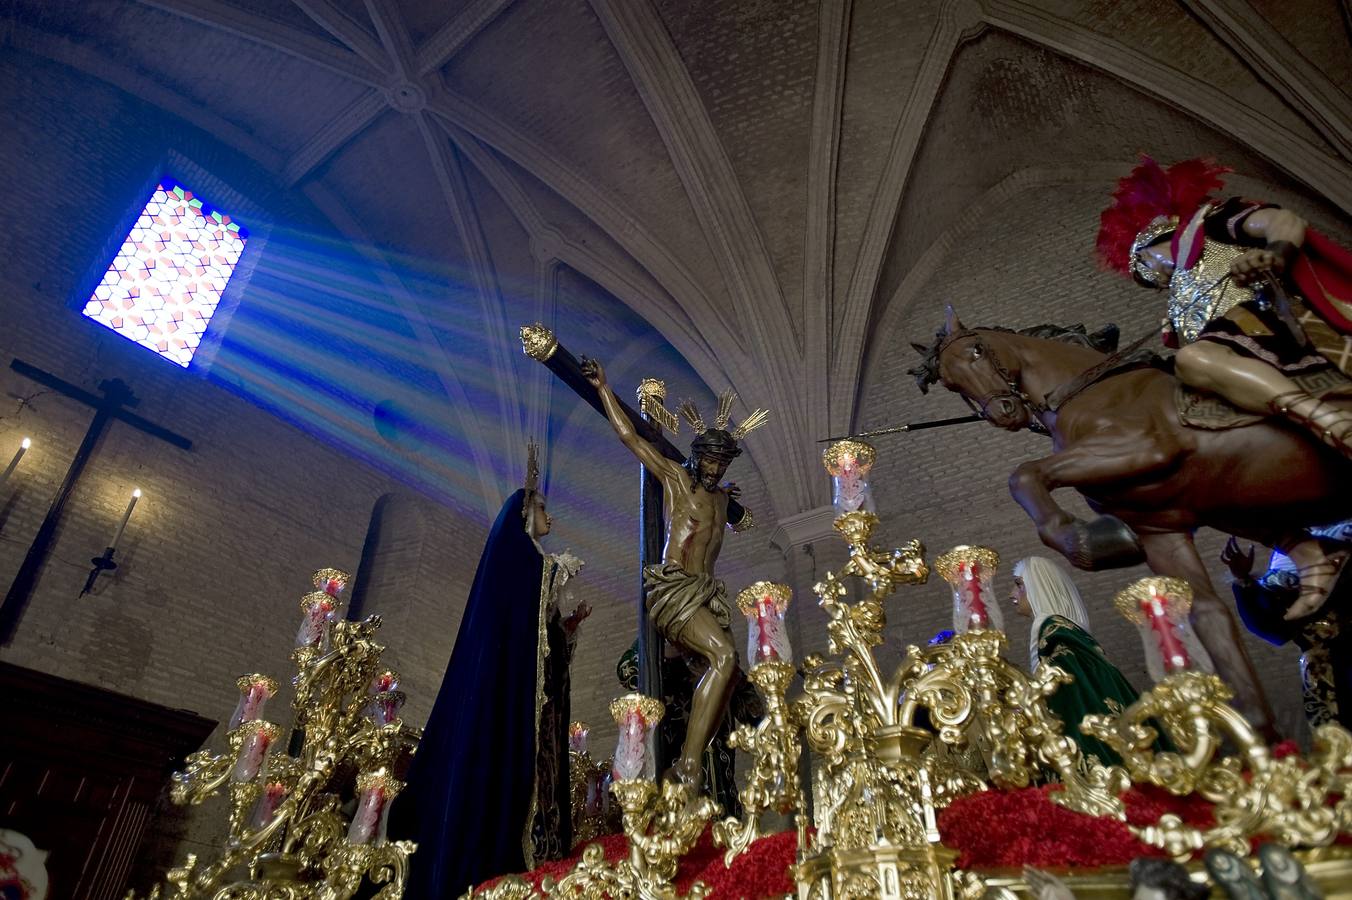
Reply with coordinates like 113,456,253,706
1096,156,1231,286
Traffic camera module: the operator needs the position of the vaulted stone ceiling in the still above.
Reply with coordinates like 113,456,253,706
7,0,1350,526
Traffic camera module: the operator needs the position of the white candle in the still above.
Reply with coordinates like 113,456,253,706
0,437,31,487
109,488,141,549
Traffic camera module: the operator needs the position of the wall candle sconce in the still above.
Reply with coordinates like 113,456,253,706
81,488,140,596
0,437,31,488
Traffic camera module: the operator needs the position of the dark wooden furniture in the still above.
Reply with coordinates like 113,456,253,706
0,662,215,900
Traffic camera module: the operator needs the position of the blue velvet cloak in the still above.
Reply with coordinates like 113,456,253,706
392,489,545,897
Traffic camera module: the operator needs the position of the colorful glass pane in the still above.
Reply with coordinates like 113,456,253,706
83,180,248,368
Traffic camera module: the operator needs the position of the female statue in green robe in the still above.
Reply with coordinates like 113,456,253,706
1009,556,1148,768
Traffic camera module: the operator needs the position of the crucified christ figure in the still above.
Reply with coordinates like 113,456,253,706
581,356,764,787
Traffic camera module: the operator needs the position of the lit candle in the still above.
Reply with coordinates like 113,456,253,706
348,771,403,844
295,591,339,648
0,437,30,487
364,690,406,727
251,779,289,830
368,670,400,694
229,674,279,731
109,488,141,549
736,581,793,665
610,693,664,782
1144,590,1191,672
312,567,351,599
935,545,1003,633
569,721,591,755
1114,577,1197,680
230,720,280,783
822,440,877,518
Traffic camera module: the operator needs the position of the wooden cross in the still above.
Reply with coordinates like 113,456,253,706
0,359,192,644
520,325,747,773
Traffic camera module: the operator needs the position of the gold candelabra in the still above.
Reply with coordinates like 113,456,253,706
170,439,1349,899
470,697,718,900
131,569,416,900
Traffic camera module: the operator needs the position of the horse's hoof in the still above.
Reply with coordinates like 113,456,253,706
1066,516,1146,570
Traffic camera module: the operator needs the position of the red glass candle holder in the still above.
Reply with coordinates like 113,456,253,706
312,567,351,599
295,591,339,649
229,674,278,731
368,669,400,694
822,440,877,518
569,721,591,755
230,720,281,783
250,778,289,830
364,690,406,727
585,766,607,818
347,770,403,844
935,545,1003,633
1115,577,1195,678
609,693,664,782
736,581,793,665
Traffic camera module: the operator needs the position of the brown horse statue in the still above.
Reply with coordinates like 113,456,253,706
912,308,1352,737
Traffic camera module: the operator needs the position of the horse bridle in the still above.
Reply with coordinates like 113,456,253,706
938,328,1049,434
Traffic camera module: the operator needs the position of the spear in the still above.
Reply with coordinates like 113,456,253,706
816,414,982,443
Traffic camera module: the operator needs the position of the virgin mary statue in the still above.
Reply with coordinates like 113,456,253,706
392,443,588,897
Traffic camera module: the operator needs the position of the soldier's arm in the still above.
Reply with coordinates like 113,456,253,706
581,357,683,479
1223,204,1307,285
1238,207,1306,248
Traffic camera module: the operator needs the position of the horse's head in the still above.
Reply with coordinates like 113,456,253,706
910,308,1118,432
909,308,1036,431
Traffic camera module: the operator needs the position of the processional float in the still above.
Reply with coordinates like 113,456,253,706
133,325,1352,899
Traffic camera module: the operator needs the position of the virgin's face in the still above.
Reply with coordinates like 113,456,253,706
528,493,551,539
1009,576,1032,619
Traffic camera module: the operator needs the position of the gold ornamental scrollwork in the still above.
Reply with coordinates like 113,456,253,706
1083,670,1352,857
131,572,415,900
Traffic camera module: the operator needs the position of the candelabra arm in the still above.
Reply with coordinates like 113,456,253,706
170,750,232,806
611,779,717,898
1082,670,1352,856
712,660,802,865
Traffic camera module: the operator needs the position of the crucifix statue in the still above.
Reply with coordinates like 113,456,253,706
582,356,764,785
519,322,761,785
0,359,191,644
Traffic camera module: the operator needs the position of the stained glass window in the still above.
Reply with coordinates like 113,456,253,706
83,180,248,368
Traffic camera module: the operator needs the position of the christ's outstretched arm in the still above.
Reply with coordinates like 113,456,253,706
581,357,681,480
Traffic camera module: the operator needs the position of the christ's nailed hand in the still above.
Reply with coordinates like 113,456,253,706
580,356,606,389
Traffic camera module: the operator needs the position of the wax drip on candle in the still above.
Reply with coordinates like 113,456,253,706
963,562,991,627
1142,595,1190,672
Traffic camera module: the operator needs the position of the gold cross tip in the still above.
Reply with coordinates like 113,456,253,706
520,323,558,361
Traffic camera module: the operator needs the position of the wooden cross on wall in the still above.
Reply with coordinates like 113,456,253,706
0,358,192,644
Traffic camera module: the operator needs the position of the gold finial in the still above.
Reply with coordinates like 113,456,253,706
638,379,679,433
520,323,558,361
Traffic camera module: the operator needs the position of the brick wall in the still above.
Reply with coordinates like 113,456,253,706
0,49,488,874
0,46,791,878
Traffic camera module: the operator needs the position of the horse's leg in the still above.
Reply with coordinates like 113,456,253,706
1139,530,1279,741
1008,437,1181,569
